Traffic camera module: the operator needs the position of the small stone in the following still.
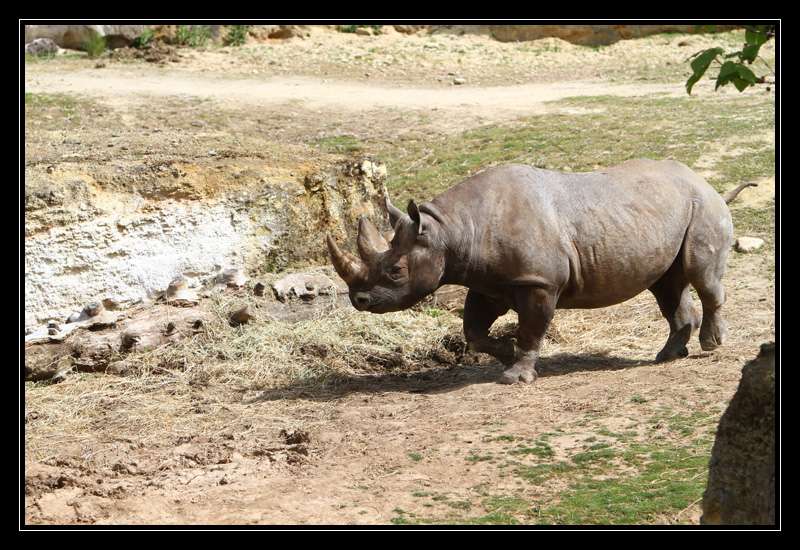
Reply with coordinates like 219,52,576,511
165,276,199,306
46,165,55,174
84,302,104,317
106,361,130,376
355,27,373,36
229,305,254,327
165,322,177,335
120,331,141,351
735,237,765,253
95,62,106,69
220,268,247,288
453,77,466,85
253,282,266,296
102,298,120,311
280,428,310,445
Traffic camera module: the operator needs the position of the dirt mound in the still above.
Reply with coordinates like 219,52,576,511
109,41,182,64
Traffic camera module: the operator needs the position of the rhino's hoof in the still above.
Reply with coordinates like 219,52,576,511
700,339,720,352
700,319,727,351
498,367,538,385
655,346,689,363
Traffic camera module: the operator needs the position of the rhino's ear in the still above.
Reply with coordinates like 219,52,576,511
407,200,423,235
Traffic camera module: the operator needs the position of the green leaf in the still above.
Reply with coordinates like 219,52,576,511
745,27,769,47
731,76,751,92
734,63,758,84
686,48,723,94
741,43,761,63
714,61,759,92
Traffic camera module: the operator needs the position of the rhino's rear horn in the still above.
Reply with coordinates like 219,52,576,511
385,195,407,227
326,235,368,285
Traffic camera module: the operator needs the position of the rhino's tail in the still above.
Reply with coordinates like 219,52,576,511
723,182,757,204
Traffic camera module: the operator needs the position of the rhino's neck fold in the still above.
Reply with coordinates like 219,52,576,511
427,201,480,288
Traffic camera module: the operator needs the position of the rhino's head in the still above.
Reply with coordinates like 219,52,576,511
326,197,446,313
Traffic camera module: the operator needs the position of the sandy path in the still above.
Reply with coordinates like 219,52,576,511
25,69,681,124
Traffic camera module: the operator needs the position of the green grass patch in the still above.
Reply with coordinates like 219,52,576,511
24,93,83,122
510,440,554,459
515,461,574,484
571,446,617,465
446,500,472,510
423,308,445,318
315,135,364,154
466,453,494,463
379,94,774,207
538,443,711,525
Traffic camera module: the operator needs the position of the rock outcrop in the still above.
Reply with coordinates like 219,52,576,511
25,38,59,56
701,342,776,525
24,25,149,50
433,25,740,45
24,157,390,331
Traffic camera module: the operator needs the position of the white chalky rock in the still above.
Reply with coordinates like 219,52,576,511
735,237,765,253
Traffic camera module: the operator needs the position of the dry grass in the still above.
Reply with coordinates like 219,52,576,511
26,258,772,464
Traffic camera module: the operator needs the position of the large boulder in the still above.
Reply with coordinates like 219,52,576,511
25,38,59,56
24,25,150,51
701,342,776,525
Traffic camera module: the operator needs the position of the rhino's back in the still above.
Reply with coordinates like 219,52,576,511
432,160,724,308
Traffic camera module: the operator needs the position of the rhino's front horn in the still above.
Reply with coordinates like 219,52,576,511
357,217,390,260
326,234,368,285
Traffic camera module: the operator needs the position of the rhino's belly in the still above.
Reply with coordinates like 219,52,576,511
556,282,654,309
556,243,682,309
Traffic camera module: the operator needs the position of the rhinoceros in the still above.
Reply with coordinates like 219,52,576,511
326,159,754,384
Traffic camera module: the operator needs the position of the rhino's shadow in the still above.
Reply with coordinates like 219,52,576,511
247,352,654,403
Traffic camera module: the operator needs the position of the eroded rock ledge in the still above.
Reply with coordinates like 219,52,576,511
25,157,390,330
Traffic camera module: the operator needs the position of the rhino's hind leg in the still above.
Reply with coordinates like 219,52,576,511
694,276,728,351
683,216,732,352
499,286,557,384
649,259,701,362
463,290,514,365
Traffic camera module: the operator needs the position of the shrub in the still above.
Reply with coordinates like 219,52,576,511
224,25,249,47
175,25,212,48
83,33,107,58
132,28,155,49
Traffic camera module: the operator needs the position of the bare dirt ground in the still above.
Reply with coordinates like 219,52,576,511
23,28,776,526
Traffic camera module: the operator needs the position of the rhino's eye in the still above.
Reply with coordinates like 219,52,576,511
388,265,405,281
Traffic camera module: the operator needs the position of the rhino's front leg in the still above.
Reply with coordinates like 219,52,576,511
499,286,557,385
463,290,514,366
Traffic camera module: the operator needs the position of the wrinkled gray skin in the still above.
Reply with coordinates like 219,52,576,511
327,159,750,384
